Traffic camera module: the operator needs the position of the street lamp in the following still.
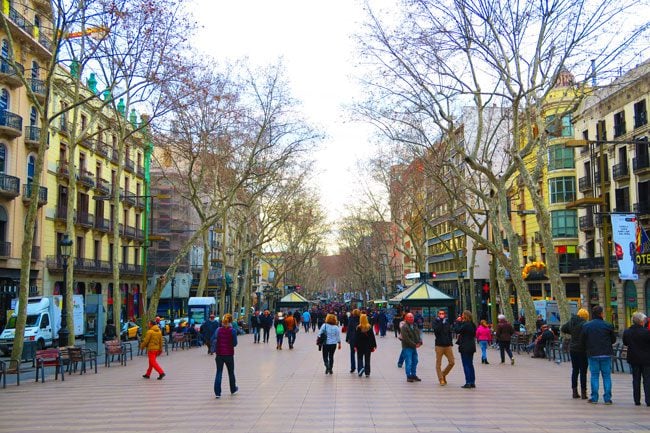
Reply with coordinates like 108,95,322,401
58,234,73,347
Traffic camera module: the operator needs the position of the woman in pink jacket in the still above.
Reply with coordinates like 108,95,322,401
476,320,492,364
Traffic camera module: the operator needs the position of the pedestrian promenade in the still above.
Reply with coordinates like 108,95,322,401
0,331,647,433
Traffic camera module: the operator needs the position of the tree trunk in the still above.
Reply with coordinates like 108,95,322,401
11,114,48,362
196,230,210,297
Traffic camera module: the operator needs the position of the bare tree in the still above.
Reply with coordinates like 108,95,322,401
355,0,649,330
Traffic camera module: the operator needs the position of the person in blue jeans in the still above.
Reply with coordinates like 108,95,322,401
211,313,238,398
580,305,617,404
457,310,477,388
400,313,422,382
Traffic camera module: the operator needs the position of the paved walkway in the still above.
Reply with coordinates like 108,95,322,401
0,331,648,433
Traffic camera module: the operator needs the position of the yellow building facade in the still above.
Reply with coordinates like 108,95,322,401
510,70,582,302
0,0,52,326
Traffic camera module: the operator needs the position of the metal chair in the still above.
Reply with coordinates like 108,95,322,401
0,359,21,388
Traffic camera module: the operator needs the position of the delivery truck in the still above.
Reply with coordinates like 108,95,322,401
0,295,84,355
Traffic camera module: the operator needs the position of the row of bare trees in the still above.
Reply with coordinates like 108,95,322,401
343,0,648,330
5,0,327,363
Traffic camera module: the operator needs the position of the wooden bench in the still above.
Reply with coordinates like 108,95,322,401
35,349,64,382
0,359,21,388
171,332,187,351
61,347,85,375
104,340,127,367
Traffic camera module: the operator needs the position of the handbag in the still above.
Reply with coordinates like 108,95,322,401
316,329,326,349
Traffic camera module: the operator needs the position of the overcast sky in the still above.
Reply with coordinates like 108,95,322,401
191,0,387,229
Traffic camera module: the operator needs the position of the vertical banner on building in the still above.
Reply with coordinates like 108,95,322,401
610,214,639,280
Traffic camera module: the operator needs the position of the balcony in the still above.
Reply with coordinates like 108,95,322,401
8,7,33,36
31,245,40,261
56,160,69,179
124,158,135,173
578,176,592,193
135,228,144,240
135,196,146,210
123,225,137,239
96,142,110,158
24,125,49,151
579,215,594,231
0,241,11,258
595,214,604,227
136,165,144,177
80,138,96,151
95,177,111,195
633,155,650,174
570,256,617,272
93,217,111,233
119,263,143,276
111,148,119,163
46,256,113,274
122,193,136,207
22,184,47,206
0,110,23,138
75,211,94,229
77,170,96,188
594,170,610,185
0,173,20,198
634,202,650,216
0,58,25,88
54,206,67,221
612,162,629,181
27,78,46,102
38,34,52,52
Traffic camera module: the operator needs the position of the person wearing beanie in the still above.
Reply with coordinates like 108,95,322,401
495,314,515,365
561,308,590,399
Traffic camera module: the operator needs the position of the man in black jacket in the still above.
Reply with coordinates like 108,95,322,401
432,309,455,386
580,305,617,404
260,310,273,343
622,312,650,406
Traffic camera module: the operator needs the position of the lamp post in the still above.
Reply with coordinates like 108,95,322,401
58,234,73,347
170,273,175,322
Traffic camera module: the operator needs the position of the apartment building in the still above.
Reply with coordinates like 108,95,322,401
572,60,650,329
0,0,52,326
41,75,149,324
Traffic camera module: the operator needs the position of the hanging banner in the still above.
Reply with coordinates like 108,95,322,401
636,222,650,267
610,214,638,280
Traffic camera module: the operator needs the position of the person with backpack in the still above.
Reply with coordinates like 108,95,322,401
274,312,286,350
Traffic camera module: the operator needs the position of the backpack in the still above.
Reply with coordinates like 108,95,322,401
276,322,285,335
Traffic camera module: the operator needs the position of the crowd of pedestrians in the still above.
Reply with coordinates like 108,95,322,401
137,302,650,407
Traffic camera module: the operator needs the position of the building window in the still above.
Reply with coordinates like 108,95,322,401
0,143,5,173
614,187,629,212
551,210,577,238
549,177,575,203
613,110,626,137
597,120,607,141
27,154,35,183
548,145,574,170
634,99,647,128
0,88,9,111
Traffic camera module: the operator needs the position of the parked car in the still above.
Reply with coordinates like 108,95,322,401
121,321,140,341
